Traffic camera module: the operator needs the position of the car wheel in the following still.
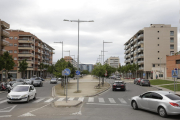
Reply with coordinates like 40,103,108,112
158,107,167,118
33,93,36,100
26,96,30,103
132,101,138,110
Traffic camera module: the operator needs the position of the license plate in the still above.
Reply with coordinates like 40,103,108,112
12,98,18,100
116,88,120,89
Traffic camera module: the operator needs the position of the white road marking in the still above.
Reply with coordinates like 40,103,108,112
108,98,116,103
0,105,17,112
99,98,105,103
88,97,94,102
68,97,74,101
86,103,130,106
57,98,65,101
44,98,54,103
0,115,12,117
78,97,84,102
33,98,45,103
118,98,127,104
0,99,7,104
19,112,35,117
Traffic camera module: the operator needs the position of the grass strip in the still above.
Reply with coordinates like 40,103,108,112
150,79,178,85
160,84,180,91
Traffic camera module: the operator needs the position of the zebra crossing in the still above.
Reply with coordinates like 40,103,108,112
0,97,130,105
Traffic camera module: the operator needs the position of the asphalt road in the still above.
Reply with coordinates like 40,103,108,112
0,78,180,120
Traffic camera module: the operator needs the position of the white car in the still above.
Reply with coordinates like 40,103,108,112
7,85,36,103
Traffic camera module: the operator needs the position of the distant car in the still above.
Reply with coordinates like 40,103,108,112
36,77,44,81
50,78,57,84
112,81,126,91
16,78,25,83
58,78,62,81
109,76,116,79
115,76,121,80
9,80,16,86
131,91,180,117
24,79,33,85
12,82,26,88
33,78,43,87
140,79,150,86
134,78,141,84
136,78,142,85
7,85,36,103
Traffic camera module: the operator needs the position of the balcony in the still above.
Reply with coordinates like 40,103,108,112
138,54,144,58
139,67,144,70
18,60,33,64
138,47,144,52
1,39,9,46
18,45,33,50
38,43,41,47
18,53,34,57
130,52,133,55
1,21,10,29
1,30,9,38
138,34,144,39
134,38,138,42
134,44,138,48
127,59,130,62
138,41,144,45
18,39,34,44
138,61,144,64
27,67,34,70
134,56,138,59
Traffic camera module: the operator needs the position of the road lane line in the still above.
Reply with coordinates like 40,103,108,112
88,97,94,102
33,98,45,103
78,97,84,102
44,98,54,103
108,98,116,103
118,98,127,104
0,105,17,112
0,115,12,117
68,97,74,101
0,99,7,104
99,98,105,103
57,98,65,101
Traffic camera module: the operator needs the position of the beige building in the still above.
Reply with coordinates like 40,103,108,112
4,30,55,79
0,19,10,81
104,56,120,68
64,56,77,68
124,24,177,79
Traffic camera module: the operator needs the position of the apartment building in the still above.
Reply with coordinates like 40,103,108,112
0,19,10,81
124,24,177,79
104,56,120,68
64,56,77,68
4,30,55,79
79,64,93,73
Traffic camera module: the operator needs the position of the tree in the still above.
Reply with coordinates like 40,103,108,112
81,70,89,75
0,51,15,81
39,63,44,78
18,59,28,78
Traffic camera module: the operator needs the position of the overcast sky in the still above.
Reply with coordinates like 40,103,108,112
0,0,179,65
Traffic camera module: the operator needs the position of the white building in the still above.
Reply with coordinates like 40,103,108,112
104,56,120,68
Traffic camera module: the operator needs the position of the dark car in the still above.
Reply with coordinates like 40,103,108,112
134,78,141,84
112,81,126,91
140,79,150,86
33,78,43,87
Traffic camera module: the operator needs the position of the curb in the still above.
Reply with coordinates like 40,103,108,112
85,83,111,97
151,85,180,95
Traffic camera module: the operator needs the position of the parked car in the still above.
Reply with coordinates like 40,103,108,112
136,78,142,85
134,78,140,84
33,78,43,87
24,79,33,85
16,78,25,83
139,79,150,86
36,77,44,81
115,76,121,80
58,78,62,81
12,82,26,88
131,91,180,117
9,80,16,86
50,78,58,84
7,85,36,103
112,81,126,91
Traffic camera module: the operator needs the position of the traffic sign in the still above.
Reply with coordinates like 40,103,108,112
76,70,80,75
143,73,145,76
62,70,65,76
64,68,71,76
172,70,178,78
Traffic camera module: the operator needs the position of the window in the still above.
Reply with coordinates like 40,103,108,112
170,37,174,43
170,51,174,55
142,92,152,98
9,37,13,39
158,51,159,53
14,50,17,53
152,64,155,67
14,44,17,46
9,50,13,53
170,45,174,49
9,43,13,46
151,93,163,100
14,57,17,60
14,37,17,40
176,60,180,64
170,31,174,36
159,74,163,77
165,94,180,100
158,44,159,46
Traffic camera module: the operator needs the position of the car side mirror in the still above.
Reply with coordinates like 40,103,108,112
139,95,142,98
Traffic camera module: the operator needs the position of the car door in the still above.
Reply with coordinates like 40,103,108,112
29,86,34,99
138,92,152,110
148,92,163,112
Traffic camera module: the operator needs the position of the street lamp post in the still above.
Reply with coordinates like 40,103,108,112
103,40,112,65
101,50,108,65
54,41,63,59
71,55,75,68
64,19,94,92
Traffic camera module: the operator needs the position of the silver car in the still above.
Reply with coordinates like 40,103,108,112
131,91,180,117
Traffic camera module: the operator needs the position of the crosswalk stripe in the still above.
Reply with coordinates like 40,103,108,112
88,97,94,102
108,98,116,103
57,98,65,101
0,99,7,104
33,98,45,103
78,97,84,102
118,98,127,104
68,97,74,101
99,98,105,103
44,98,54,103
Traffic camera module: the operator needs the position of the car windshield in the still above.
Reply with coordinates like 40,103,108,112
16,79,24,82
12,86,29,92
52,78,56,80
12,82,23,87
165,94,180,100
25,80,30,81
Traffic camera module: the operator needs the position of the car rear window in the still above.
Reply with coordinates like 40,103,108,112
143,80,149,82
115,82,123,84
165,94,180,100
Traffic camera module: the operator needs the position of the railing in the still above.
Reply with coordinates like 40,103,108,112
18,38,29,40
138,61,144,64
18,45,31,47
139,67,144,70
138,34,144,39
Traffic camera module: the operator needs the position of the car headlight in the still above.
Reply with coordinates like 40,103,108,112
21,94,28,98
7,94,10,98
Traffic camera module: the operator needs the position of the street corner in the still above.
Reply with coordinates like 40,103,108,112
53,100,82,107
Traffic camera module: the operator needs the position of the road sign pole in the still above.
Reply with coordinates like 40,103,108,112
66,75,67,103
64,75,65,95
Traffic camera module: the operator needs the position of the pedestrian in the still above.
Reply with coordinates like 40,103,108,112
156,74,158,79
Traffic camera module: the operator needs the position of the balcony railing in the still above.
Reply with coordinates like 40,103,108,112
1,30,10,38
139,67,144,70
138,61,144,64
1,21,10,29
138,34,144,39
